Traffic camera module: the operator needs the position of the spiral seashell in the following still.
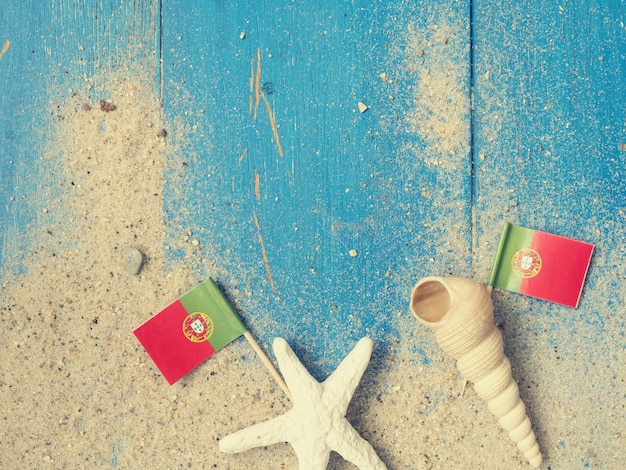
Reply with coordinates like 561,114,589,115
409,276,542,468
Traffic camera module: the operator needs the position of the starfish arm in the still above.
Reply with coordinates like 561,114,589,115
323,337,373,413
273,337,320,398
221,337,382,469
290,439,332,470
219,413,291,453
328,419,387,470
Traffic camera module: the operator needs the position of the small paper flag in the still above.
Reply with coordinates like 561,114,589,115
489,223,594,308
134,278,247,384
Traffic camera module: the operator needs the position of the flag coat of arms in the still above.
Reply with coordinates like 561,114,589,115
134,278,247,384
489,223,594,308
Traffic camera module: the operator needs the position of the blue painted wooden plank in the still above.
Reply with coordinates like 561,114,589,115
1,2,162,468
1,3,57,275
0,0,160,277
473,1,625,239
473,1,625,467
162,0,473,374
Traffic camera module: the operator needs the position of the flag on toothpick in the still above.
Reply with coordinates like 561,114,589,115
134,278,247,384
489,223,594,308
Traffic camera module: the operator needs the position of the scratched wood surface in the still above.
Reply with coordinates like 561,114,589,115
1,0,624,468
0,0,160,269
161,0,473,375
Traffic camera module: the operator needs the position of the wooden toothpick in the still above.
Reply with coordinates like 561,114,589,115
460,378,469,398
244,331,293,401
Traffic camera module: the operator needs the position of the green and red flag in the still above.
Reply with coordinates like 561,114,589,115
134,278,247,384
489,223,594,308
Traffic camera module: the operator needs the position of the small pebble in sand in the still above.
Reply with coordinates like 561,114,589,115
123,246,144,275
100,99,117,112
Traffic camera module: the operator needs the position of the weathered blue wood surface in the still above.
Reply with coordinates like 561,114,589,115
162,0,473,375
1,0,624,468
0,0,159,271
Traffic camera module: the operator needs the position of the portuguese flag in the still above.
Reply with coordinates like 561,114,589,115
489,223,594,308
134,278,247,384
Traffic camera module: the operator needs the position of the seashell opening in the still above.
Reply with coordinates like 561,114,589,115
410,278,451,324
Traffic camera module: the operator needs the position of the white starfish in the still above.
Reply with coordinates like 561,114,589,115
219,337,387,470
